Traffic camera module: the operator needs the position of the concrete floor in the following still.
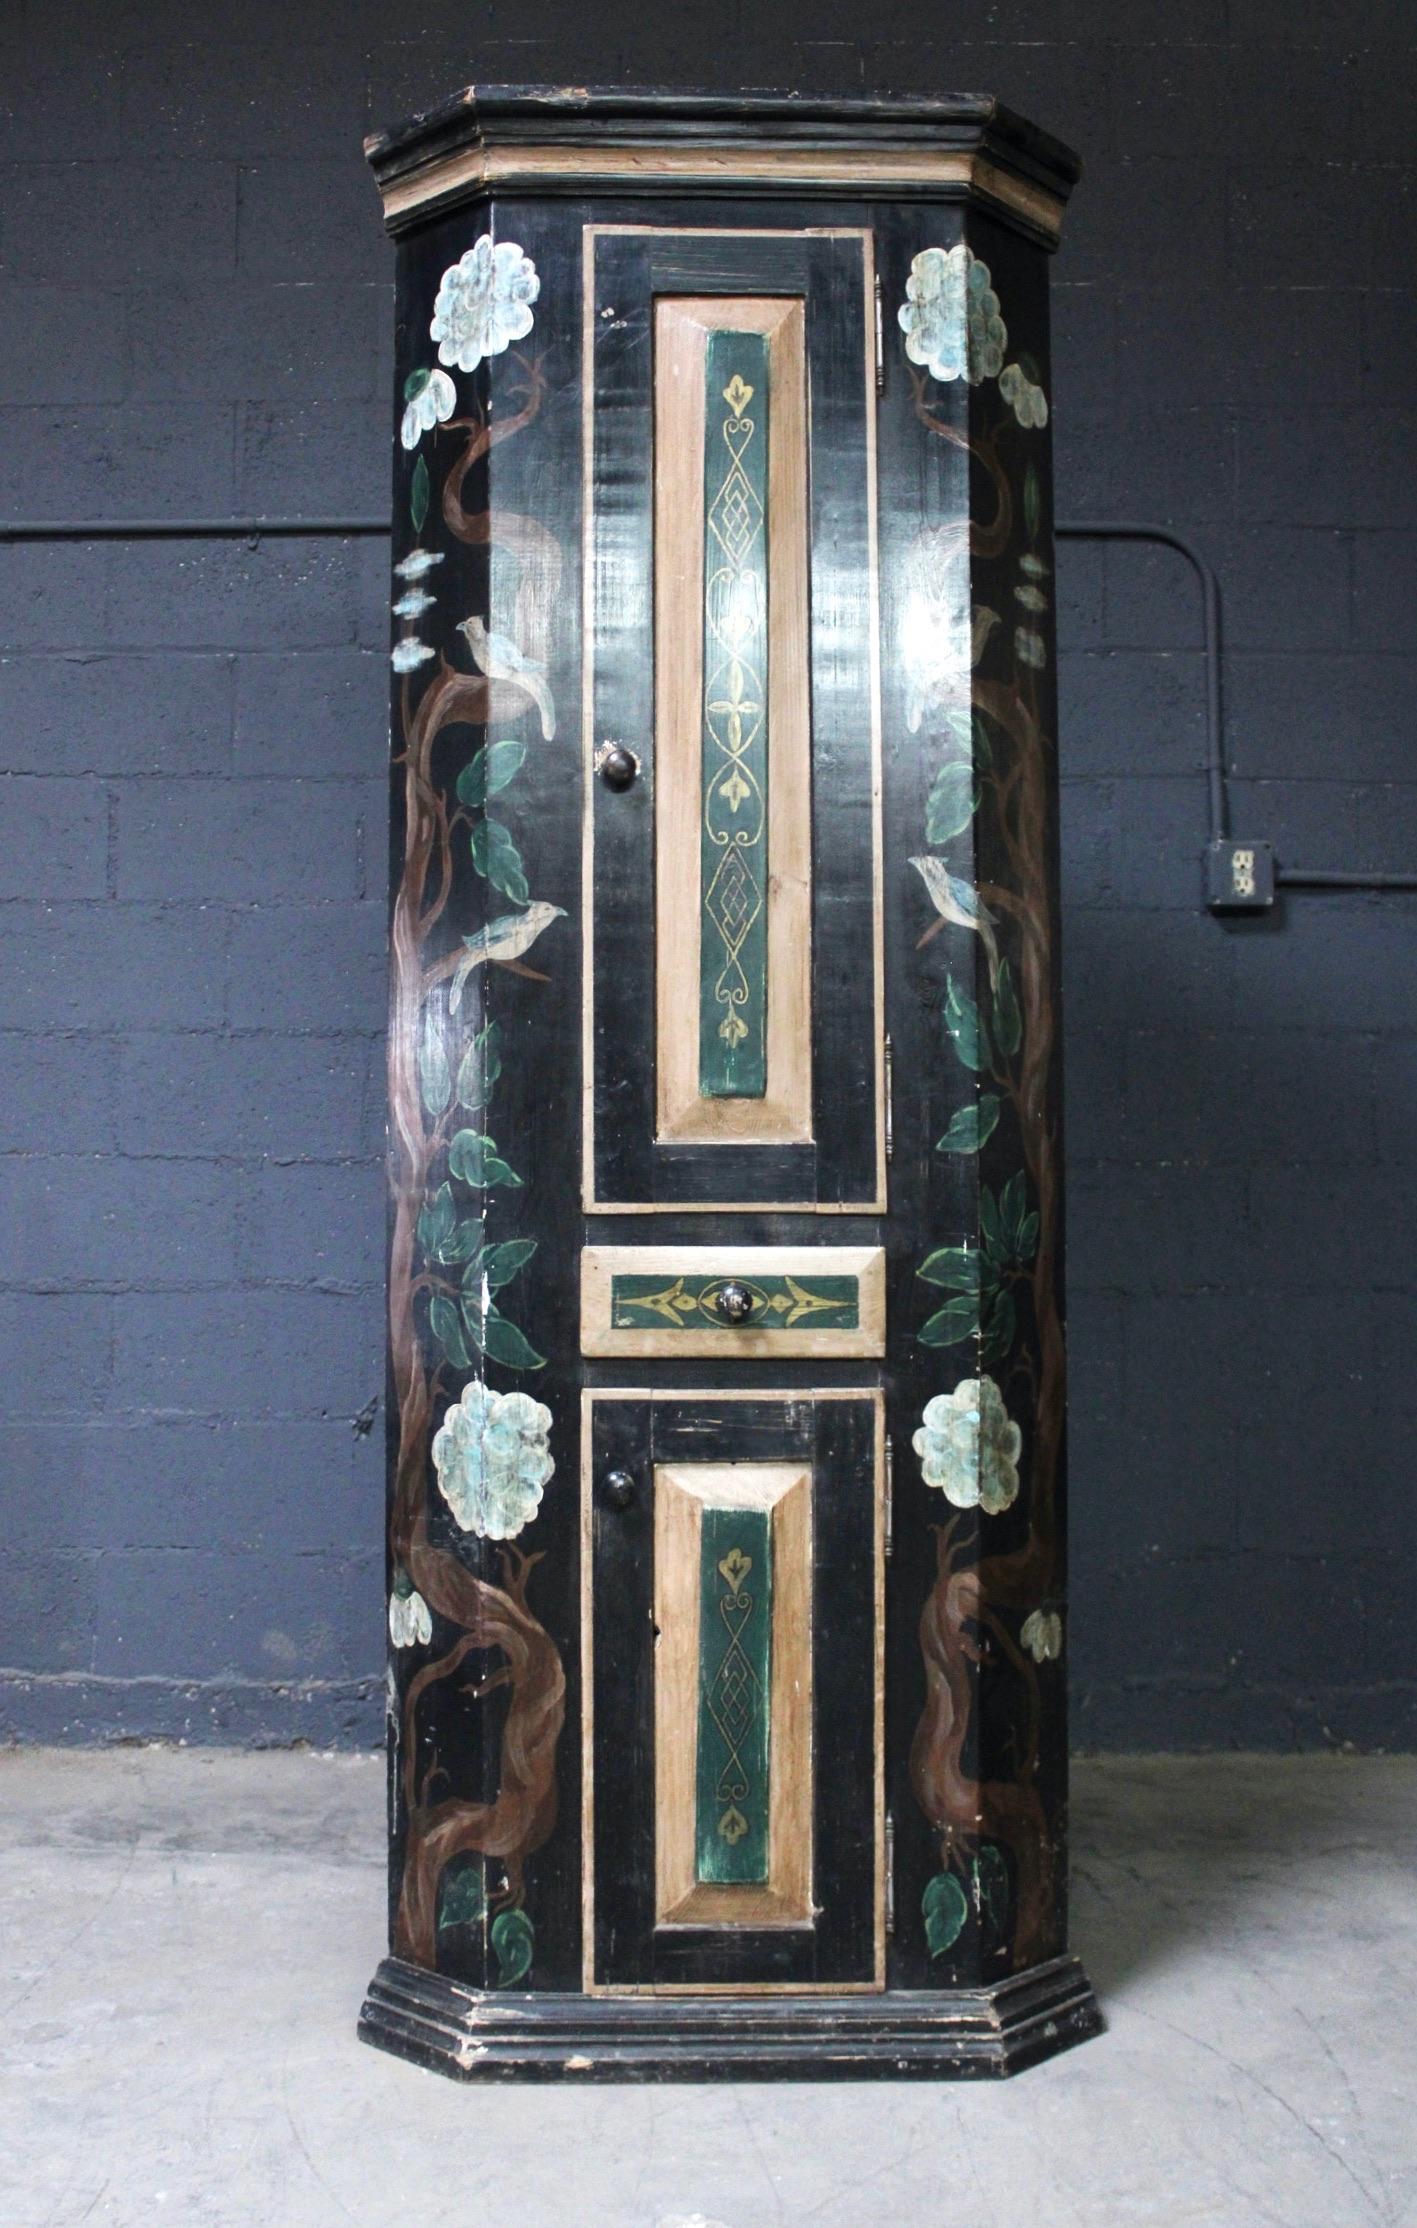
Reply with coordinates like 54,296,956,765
1,1752,1413,2228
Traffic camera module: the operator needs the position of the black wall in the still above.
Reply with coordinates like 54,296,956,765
1,0,1413,1748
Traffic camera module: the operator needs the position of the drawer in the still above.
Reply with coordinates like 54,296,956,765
580,1245,885,1359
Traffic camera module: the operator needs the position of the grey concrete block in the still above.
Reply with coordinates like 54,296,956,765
0,543,110,653
0,1033,119,1152
1351,529,1417,651
126,280,388,405
235,1158,385,1290
235,399,390,517
116,1031,374,1161
0,1155,239,1289
1226,652,1417,780
0,159,238,282
90,1544,381,1680
0,403,237,521
0,653,235,777
0,1549,99,1673
0,903,229,1032
104,540,363,652
0,285,129,404
1057,649,1208,779
1204,527,1351,653
116,38,369,163
1235,410,1417,532
110,1284,381,1418
0,777,109,901
0,1292,113,1412
114,777,361,902
236,158,384,282
224,902,386,1031
233,648,386,779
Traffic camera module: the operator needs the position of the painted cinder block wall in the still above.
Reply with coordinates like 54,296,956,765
1,0,1413,1749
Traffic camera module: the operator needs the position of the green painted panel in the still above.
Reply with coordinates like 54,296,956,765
611,1273,859,1333
696,1505,772,1883
699,328,770,1100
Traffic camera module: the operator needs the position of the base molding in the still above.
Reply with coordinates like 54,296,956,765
358,1954,1103,2082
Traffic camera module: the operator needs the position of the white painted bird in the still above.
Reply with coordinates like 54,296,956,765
449,902,565,1012
908,856,1000,987
457,616,557,740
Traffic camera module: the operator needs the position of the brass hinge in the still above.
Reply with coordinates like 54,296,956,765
884,1433,894,1560
884,1811,896,1936
873,273,885,396
884,1032,894,1162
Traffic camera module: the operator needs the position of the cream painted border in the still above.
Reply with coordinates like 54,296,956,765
581,1386,886,1998
377,143,1066,244
581,225,886,1215
580,1244,886,1358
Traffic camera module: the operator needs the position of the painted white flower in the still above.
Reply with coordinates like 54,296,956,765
392,587,436,619
433,1383,554,1541
391,638,435,673
400,366,457,450
1022,1608,1063,1663
394,548,444,581
431,237,539,374
1000,361,1049,428
389,1586,433,1647
1015,627,1047,670
913,1377,1022,1513
899,245,1007,387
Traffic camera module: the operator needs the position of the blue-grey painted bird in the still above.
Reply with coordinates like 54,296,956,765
908,856,1000,988
449,902,565,1011
457,616,557,740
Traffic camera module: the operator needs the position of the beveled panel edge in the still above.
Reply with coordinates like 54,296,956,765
365,87,1079,246
580,1245,886,1358
580,1385,886,1998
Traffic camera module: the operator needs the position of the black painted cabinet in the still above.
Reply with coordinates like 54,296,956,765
360,87,1100,2079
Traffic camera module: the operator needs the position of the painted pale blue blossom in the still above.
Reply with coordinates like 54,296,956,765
394,548,445,581
1000,361,1049,428
431,237,539,374
388,1586,433,1647
400,367,457,450
1022,1608,1063,1662
899,244,1007,387
432,1383,554,1540
391,638,435,673
913,1376,1022,1513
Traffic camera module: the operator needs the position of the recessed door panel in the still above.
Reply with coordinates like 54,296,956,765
583,1390,884,1993
584,227,883,1211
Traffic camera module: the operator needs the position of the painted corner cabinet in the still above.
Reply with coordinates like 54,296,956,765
359,87,1099,2080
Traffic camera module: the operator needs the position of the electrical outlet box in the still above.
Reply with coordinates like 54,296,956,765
1206,839,1274,911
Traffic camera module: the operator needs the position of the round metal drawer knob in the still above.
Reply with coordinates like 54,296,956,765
603,1468,637,1510
714,1281,755,1326
598,745,638,792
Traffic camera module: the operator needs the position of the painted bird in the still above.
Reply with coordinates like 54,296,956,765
449,902,565,1012
908,856,1000,988
457,616,557,740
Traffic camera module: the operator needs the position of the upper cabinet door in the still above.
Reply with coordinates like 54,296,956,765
584,227,884,1212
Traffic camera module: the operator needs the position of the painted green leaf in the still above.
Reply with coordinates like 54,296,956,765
919,1295,979,1348
404,368,432,403
993,958,1023,1058
1000,1171,1028,1253
936,1095,1000,1155
479,1238,538,1290
943,706,973,758
429,1293,471,1370
945,978,989,1074
923,1870,969,1959
437,1861,486,1934
417,1010,451,1116
410,452,430,537
1018,1210,1040,1261
979,1185,1003,1261
917,1244,980,1293
455,1020,502,1111
971,711,995,772
417,1181,456,1258
981,1288,1016,1365
470,817,530,905
438,1213,485,1265
1024,462,1041,545
926,761,978,845
475,1308,546,1372
490,1906,535,1988
457,740,528,811
448,1129,522,1188
973,1843,1011,1939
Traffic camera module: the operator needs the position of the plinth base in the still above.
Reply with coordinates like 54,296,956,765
359,1954,1103,2082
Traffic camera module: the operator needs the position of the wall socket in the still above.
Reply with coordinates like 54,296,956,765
1206,839,1274,911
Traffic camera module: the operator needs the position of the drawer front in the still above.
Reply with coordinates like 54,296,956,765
584,1389,884,1993
580,1245,886,1359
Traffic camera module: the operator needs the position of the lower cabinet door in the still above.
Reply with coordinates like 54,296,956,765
583,1389,884,1992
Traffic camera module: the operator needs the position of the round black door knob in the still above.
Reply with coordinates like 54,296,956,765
603,1469,636,1510
598,745,638,792
714,1281,755,1325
